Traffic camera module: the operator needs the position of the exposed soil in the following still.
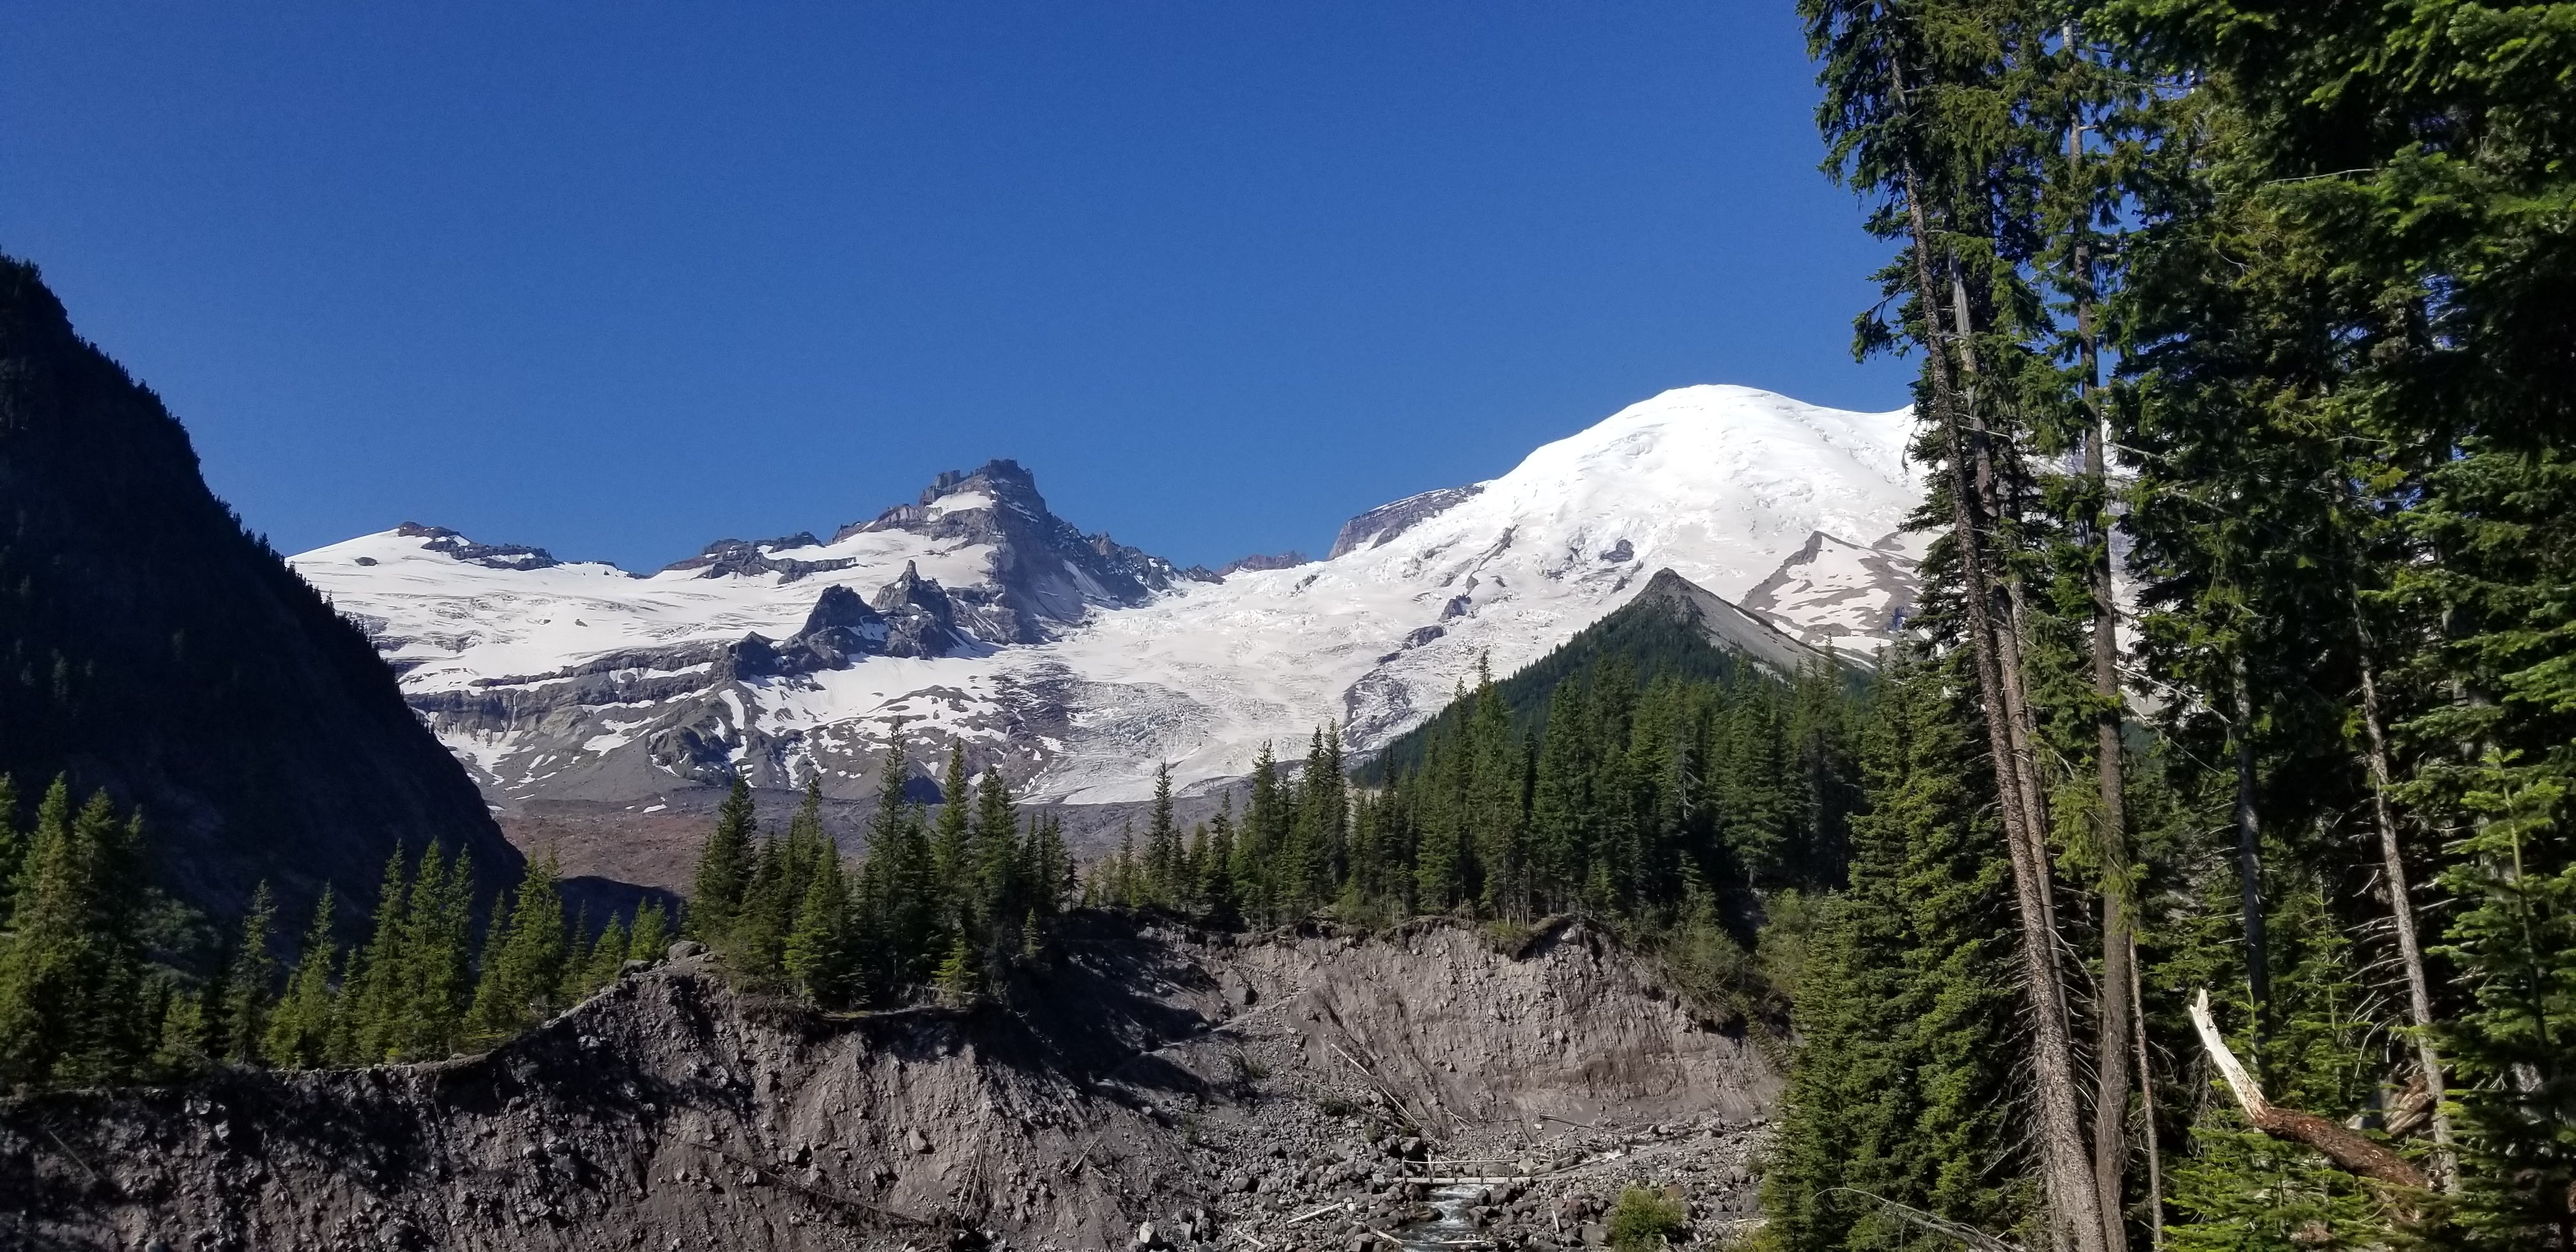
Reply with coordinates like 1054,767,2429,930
0,915,1776,1252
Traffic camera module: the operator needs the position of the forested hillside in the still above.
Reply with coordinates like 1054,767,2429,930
682,634,1862,1031
0,257,518,929
1763,1,2576,1249
1362,567,1828,783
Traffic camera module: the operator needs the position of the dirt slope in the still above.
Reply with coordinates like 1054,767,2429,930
0,916,1777,1251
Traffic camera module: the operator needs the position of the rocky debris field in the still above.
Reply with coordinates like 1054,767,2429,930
0,915,1778,1251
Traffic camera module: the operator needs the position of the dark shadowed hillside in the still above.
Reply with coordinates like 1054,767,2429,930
0,256,519,928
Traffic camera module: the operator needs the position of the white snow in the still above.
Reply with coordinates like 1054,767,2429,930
292,385,1919,807
293,529,997,691
1003,385,1917,801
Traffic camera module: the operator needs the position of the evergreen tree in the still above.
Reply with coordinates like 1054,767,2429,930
584,913,630,993
1761,650,2026,1250
558,903,595,1004
627,899,669,963
398,843,475,1059
150,981,208,1078
783,845,851,1006
1145,762,1180,907
931,745,974,935
0,779,150,1087
0,774,20,928
933,935,976,1006
264,885,339,1068
341,843,410,1062
969,768,1020,958
688,774,757,946
469,855,567,1043
217,882,277,1064
863,749,935,994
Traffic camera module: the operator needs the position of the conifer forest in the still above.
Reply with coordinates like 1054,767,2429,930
1760,1,2575,1249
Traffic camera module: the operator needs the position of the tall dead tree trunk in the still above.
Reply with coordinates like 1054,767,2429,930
1948,271,2058,876
2352,602,2454,1183
2230,652,2271,1041
2132,945,2163,1251
2070,112,2134,1250
1891,77,2104,1247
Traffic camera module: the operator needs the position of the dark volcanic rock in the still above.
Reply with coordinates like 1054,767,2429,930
845,459,1185,644
871,561,970,658
1216,551,1310,576
1328,484,1484,558
0,256,521,926
394,521,564,570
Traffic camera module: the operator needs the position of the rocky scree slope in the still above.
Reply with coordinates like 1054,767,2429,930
0,917,1775,1251
291,386,1920,830
0,256,517,925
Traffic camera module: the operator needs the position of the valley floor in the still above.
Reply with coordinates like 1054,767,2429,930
0,915,1775,1252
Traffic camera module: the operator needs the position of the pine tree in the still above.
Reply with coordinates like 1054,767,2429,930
1209,793,1244,924
151,982,209,1078
0,774,20,929
628,899,669,962
468,855,567,1042
931,745,974,936
217,882,278,1064
1145,762,1180,908
1798,1,2112,1242
969,769,1020,957
1761,650,2027,1250
264,885,340,1068
933,935,976,1006
864,749,935,993
342,843,411,1062
558,903,595,1004
0,779,150,1087
689,775,758,947
783,846,851,1007
584,913,629,993
400,843,475,1059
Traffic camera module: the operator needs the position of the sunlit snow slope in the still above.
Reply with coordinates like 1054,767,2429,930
1023,385,1919,800
292,385,1919,809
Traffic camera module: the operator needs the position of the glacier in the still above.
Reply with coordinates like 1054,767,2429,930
291,384,1921,811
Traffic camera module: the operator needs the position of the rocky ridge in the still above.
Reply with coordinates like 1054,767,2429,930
0,917,1775,1251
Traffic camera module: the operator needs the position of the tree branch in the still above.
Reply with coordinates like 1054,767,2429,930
2187,989,2428,1190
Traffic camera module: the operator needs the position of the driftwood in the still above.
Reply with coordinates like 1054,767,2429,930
1286,1200,1355,1225
2186,989,2428,1191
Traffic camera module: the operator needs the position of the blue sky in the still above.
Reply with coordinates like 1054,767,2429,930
3,2,1907,572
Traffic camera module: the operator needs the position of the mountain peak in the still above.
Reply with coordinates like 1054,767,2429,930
291,382,1919,811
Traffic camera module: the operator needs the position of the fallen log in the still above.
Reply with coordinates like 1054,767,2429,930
2186,989,2427,1191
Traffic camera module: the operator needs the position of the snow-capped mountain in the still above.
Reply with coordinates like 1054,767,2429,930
291,385,1920,811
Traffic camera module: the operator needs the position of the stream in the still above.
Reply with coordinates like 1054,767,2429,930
1393,1183,1491,1251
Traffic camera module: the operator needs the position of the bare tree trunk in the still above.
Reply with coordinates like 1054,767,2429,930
1947,271,2057,875
1947,267,2069,1042
2229,653,2271,1041
1892,98,2103,1249
2352,605,2455,1184
2071,114,2134,1248
2131,944,2163,1251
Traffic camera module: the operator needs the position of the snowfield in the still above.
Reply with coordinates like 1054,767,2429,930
291,385,1921,807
